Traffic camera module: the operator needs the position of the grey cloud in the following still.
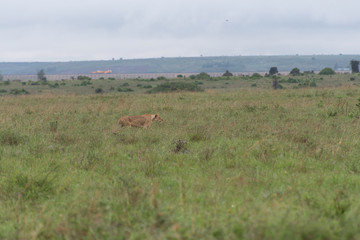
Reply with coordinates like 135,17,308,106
1,0,360,61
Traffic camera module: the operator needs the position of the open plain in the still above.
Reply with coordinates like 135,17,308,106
1,73,360,239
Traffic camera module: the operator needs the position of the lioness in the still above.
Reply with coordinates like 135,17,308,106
117,114,163,128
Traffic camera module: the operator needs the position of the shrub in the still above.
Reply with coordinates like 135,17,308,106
10,88,29,95
77,75,92,81
223,70,233,77
95,88,103,94
251,73,262,79
117,87,133,92
190,72,211,80
319,67,335,75
80,81,92,86
172,139,188,153
279,78,299,83
147,82,203,93
269,67,279,75
290,67,301,76
48,83,60,88
351,60,359,73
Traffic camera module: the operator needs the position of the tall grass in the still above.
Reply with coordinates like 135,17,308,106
1,88,360,238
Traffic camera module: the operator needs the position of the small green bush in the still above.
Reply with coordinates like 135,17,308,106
117,87,134,92
251,73,262,79
319,67,336,75
10,88,29,95
95,88,103,94
77,75,92,81
147,82,203,93
80,81,92,86
290,67,301,76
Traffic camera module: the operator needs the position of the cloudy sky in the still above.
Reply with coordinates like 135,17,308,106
1,0,360,62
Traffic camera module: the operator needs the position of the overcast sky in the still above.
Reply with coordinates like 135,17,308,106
1,0,360,62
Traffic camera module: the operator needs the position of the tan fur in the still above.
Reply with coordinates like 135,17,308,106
117,114,163,128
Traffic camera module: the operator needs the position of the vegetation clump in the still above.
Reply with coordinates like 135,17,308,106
290,67,301,76
222,70,233,77
147,82,203,93
250,73,262,79
117,87,134,92
269,67,279,75
319,67,336,75
350,60,359,73
77,75,92,81
172,139,188,153
190,72,211,80
9,88,29,95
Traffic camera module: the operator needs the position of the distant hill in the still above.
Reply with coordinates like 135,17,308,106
0,55,358,75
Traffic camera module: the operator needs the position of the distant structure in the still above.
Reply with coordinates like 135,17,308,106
91,70,112,74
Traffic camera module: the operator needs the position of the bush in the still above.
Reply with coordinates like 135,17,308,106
290,68,301,76
95,88,103,94
190,72,211,80
48,83,60,88
269,67,278,75
10,88,29,95
223,70,233,77
319,68,335,75
117,87,133,92
80,81,92,86
77,75,92,81
147,82,203,93
250,73,262,79
351,60,359,73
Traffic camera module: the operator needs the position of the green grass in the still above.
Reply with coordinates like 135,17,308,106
0,72,360,96
2,77,360,238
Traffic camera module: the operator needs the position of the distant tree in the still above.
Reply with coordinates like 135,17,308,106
250,73,262,79
0,72,3,81
272,76,279,89
350,60,359,73
269,67,278,75
319,67,335,75
223,70,233,77
77,75,91,81
290,67,301,76
197,72,211,79
37,69,47,82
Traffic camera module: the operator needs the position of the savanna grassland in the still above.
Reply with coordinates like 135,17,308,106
1,73,360,239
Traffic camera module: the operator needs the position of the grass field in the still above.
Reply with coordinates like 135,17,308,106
1,73,360,239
